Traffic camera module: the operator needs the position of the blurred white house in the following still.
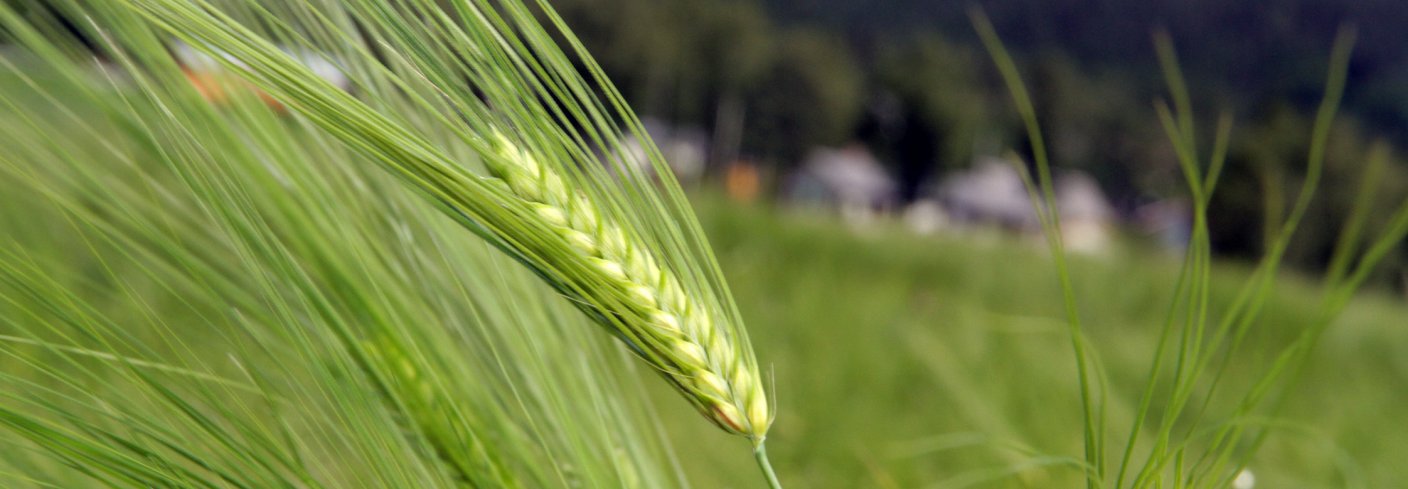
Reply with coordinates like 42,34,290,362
613,117,709,183
1134,197,1192,252
908,156,1116,253
1055,171,1116,253
784,144,898,227
933,157,1038,230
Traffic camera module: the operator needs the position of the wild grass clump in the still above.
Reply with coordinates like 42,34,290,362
973,9,1408,488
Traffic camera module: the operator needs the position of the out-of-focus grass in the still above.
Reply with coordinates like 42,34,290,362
656,196,1408,488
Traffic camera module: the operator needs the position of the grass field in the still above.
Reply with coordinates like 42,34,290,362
3,9,1407,486
653,197,1408,488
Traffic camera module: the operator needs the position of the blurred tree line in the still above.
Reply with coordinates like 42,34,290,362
550,0,1408,288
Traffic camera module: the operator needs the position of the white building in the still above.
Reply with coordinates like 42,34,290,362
927,156,1117,253
786,144,898,226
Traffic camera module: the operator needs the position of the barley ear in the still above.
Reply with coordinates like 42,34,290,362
481,132,771,439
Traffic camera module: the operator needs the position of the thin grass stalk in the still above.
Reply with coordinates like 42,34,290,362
1155,28,1356,485
1113,106,1230,488
1322,143,1390,291
1130,26,1356,488
970,9,1104,485
1132,96,1224,487
1202,158,1408,488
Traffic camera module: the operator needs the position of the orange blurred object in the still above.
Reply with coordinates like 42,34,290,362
181,67,287,112
725,160,761,203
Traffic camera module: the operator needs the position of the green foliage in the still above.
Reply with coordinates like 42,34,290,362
877,33,991,170
742,28,863,166
552,0,773,122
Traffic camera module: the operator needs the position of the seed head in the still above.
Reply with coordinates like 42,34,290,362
480,131,770,438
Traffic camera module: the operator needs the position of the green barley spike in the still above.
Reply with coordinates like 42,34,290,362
483,132,770,439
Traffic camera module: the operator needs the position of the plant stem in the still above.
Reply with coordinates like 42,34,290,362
753,440,784,489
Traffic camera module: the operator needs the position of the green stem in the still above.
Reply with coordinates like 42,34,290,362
753,440,783,489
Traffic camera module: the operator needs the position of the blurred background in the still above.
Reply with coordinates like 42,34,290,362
551,0,1408,289
542,1,1408,486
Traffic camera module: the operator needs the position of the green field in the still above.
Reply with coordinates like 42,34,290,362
3,4,1407,486
656,198,1408,488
